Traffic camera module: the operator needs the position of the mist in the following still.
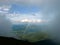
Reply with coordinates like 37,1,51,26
0,13,17,38
0,0,60,44
40,0,60,44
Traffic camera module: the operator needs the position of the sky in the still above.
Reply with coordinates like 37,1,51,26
0,0,60,43
0,0,42,14
10,4,40,13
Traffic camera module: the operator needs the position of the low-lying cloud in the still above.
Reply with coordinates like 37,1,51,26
0,0,60,44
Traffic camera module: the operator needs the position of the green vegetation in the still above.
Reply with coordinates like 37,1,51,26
14,30,49,42
22,32,48,42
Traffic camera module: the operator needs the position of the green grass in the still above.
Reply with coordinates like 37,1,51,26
14,31,49,42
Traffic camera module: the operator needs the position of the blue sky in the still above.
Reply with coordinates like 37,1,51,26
9,4,40,14
0,4,41,14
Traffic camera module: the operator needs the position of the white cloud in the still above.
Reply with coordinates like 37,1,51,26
0,10,3,13
0,5,11,13
2,5,11,11
5,12,49,24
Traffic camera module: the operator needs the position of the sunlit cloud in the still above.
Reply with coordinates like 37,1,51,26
6,13,47,24
18,19,44,23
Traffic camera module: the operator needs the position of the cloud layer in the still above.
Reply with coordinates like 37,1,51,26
0,0,60,44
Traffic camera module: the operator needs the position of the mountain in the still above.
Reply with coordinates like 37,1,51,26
0,36,57,45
